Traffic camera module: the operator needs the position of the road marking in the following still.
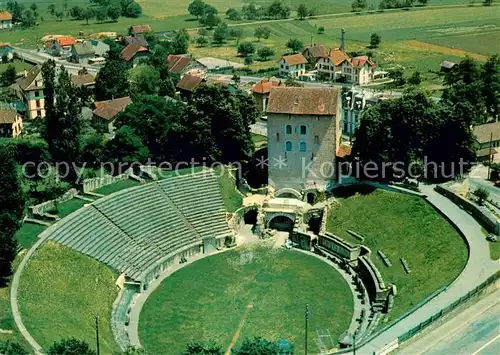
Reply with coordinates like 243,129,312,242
414,300,500,355
470,333,500,355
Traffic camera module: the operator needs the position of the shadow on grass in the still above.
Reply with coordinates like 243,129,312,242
331,184,377,198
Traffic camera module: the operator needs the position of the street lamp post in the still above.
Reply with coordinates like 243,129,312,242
305,304,309,355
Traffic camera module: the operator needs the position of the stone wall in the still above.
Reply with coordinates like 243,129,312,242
317,232,361,262
435,184,499,235
29,188,79,216
290,230,312,250
356,255,392,305
83,168,133,193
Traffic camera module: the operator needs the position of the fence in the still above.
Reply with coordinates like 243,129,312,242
398,270,500,344
82,168,133,193
29,188,79,216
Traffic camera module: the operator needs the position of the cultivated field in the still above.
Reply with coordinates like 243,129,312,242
18,241,119,353
140,246,353,354
326,187,468,321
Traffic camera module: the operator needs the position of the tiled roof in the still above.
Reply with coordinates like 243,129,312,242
176,74,205,92
166,54,191,74
0,106,17,124
131,25,152,34
336,144,352,158
251,79,283,94
351,55,376,68
121,43,148,62
55,36,76,46
124,36,149,47
282,53,307,66
93,97,132,120
73,42,95,56
70,74,95,87
327,49,350,66
16,65,42,91
303,45,330,59
0,11,12,21
476,147,499,157
473,122,500,144
267,87,339,116
440,61,456,69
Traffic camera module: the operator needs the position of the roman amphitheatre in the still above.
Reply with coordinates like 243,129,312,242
10,165,476,354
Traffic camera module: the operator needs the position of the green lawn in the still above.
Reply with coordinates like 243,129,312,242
216,166,243,212
93,178,141,195
140,246,353,354
18,241,119,353
252,133,267,147
488,242,500,261
14,223,46,250
54,198,88,218
0,59,33,74
326,188,468,321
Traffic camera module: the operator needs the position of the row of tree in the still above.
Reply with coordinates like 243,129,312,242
69,0,142,24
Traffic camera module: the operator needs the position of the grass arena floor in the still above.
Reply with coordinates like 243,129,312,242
17,241,119,354
326,187,468,322
139,246,353,354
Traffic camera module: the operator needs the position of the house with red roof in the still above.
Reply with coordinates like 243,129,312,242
129,24,152,37
47,36,77,57
251,79,284,112
166,54,204,76
278,53,307,78
92,97,132,132
0,11,13,29
176,74,206,100
316,49,377,85
121,43,150,66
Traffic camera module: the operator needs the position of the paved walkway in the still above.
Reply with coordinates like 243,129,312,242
356,185,499,354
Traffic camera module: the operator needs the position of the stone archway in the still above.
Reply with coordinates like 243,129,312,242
275,188,302,200
267,214,295,232
243,209,258,225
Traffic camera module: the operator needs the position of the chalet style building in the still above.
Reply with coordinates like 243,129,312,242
251,79,284,112
316,49,376,85
0,105,23,137
0,11,13,29
15,65,46,119
278,53,307,78
473,122,500,163
266,87,342,190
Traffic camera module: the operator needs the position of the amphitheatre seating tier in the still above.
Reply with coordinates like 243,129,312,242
47,171,231,283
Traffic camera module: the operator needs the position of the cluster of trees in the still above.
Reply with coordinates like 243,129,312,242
70,0,142,24
352,55,500,181
5,1,39,27
379,0,428,10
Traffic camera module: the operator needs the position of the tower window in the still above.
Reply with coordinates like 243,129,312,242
299,141,306,152
285,124,292,135
300,125,307,135
285,141,292,152
276,132,280,141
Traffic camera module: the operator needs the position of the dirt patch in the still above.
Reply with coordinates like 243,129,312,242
405,40,488,61
225,303,254,355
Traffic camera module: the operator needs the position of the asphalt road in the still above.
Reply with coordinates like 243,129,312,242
398,289,500,355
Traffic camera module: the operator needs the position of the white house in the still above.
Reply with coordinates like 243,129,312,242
0,11,13,29
279,53,307,78
317,49,377,85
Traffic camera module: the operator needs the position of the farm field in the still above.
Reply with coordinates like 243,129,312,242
140,246,353,354
18,241,119,353
325,187,468,321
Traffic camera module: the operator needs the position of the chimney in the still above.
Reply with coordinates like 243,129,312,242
340,28,346,52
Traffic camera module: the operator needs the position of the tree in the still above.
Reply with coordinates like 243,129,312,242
226,8,241,21
122,0,142,17
232,337,282,355
352,0,367,10
237,42,256,57
29,3,37,17
82,7,95,24
129,64,161,97
232,73,241,86
286,38,304,53
0,145,25,284
417,0,428,4
254,26,271,41
297,4,308,19
48,4,56,16
229,28,244,45
172,29,190,54
244,56,253,67
95,6,107,22
181,340,222,355
257,46,275,61
188,0,206,19
388,67,406,87
107,4,121,21
317,26,325,34
21,9,36,28
267,1,290,19
95,52,130,101
200,12,221,28
481,55,499,120
284,76,304,87
198,27,209,36
242,3,259,20
80,133,107,168
55,11,64,21
121,347,148,355
473,188,489,205
370,33,381,48
408,71,421,85
47,339,95,355
195,35,209,47
213,23,228,44
0,341,27,355
1,65,17,86
483,0,493,5
70,6,84,19
106,125,150,164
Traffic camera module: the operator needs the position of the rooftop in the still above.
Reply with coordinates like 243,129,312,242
251,79,284,94
166,54,191,74
176,74,205,92
351,55,376,68
473,122,500,144
54,36,76,47
303,45,330,59
0,106,18,124
73,42,95,56
93,97,132,120
267,87,339,116
130,24,152,34
281,53,308,66
327,49,351,66
121,43,148,62
70,73,96,87
16,65,42,91
0,11,12,21
124,36,149,47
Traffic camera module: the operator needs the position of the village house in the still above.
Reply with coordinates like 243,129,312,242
123,36,149,48
0,42,14,62
302,44,330,66
0,11,12,29
278,53,307,78
473,121,500,163
71,42,96,63
0,104,23,138
121,43,150,66
70,73,96,90
14,65,45,119
316,49,376,85
266,87,342,190
92,96,133,133
166,54,200,77
251,79,284,113
129,24,152,37
47,36,76,57
176,74,206,100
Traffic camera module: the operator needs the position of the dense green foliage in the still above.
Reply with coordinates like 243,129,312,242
47,338,96,355
140,247,352,354
95,49,130,101
0,341,28,355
